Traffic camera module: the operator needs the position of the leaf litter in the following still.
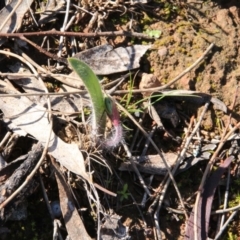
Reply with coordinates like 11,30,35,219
0,0,239,239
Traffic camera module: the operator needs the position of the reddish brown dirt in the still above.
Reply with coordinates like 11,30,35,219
148,1,240,122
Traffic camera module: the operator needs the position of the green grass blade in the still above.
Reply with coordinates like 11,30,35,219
68,58,106,135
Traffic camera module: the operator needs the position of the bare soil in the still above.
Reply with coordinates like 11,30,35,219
148,1,240,120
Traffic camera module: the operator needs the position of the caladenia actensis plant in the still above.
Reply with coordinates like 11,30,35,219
68,58,123,148
104,97,123,148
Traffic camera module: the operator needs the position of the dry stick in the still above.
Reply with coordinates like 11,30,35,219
141,126,157,157
0,30,153,65
212,204,240,215
121,141,151,197
0,132,12,150
193,87,239,240
0,50,39,77
6,39,84,89
38,173,55,221
19,49,48,73
0,90,83,97
141,175,154,207
130,116,144,152
0,72,83,83
17,44,85,90
19,35,68,64
38,172,64,240
160,201,240,216
83,180,102,240
57,0,71,60
132,122,154,202
214,210,238,240
0,30,154,39
116,101,186,213
219,167,231,228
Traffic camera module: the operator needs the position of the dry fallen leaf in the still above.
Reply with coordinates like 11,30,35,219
0,0,33,46
53,162,91,240
74,44,151,75
0,95,89,181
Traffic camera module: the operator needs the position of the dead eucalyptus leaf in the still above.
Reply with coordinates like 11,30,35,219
0,96,89,181
8,62,88,114
155,90,227,112
73,44,151,75
0,0,33,46
185,156,234,240
38,0,65,25
53,163,91,240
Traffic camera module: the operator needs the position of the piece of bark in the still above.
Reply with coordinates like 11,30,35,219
0,143,43,222
119,153,177,175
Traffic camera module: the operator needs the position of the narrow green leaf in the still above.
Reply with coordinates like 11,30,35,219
68,58,106,134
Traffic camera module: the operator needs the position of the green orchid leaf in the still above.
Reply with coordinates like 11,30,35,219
68,58,106,135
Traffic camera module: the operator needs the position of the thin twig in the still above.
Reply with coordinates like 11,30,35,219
214,210,238,240
110,163,147,226
140,126,156,158
212,204,240,214
0,30,154,39
219,166,231,228
57,0,71,60
0,50,40,77
116,101,186,214
38,170,64,240
121,141,152,197
141,175,154,207
38,172,55,221
130,115,144,152
0,72,81,81
0,132,12,150
18,49,48,73
158,203,240,216
1,30,153,64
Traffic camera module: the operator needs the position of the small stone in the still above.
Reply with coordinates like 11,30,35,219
173,33,182,44
139,73,161,97
158,46,168,57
